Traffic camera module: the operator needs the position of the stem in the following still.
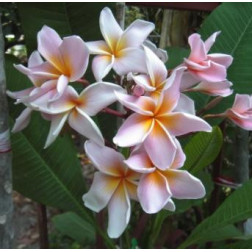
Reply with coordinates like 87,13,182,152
76,78,89,86
37,203,49,249
197,96,223,116
203,113,226,119
133,213,150,240
102,107,126,118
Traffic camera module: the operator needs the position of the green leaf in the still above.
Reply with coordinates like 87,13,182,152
6,55,90,220
165,47,189,70
224,239,252,249
179,179,252,248
199,3,252,113
17,3,115,52
53,212,95,245
182,126,223,174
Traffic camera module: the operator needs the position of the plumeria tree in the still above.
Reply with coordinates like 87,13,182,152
4,2,252,249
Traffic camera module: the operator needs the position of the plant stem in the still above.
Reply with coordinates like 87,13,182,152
203,113,225,119
37,203,49,249
197,96,223,116
102,107,126,118
77,78,89,86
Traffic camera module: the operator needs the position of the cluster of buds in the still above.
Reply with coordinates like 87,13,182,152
8,7,251,238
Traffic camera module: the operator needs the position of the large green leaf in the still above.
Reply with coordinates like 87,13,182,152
17,3,115,53
182,126,223,174
224,238,252,249
53,212,95,245
179,179,252,248
6,55,90,220
199,3,252,113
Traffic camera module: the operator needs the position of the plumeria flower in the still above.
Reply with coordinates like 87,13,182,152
181,32,233,90
224,94,252,130
22,82,125,148
83,141,139,238
128,46,170,100
15,25,89,98
125,140,205,213
86,7,155,81
187,80,233,97
113,67,212,169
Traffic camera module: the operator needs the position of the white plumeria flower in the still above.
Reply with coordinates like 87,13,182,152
15,26,89,98
27,82,125,148
86,7,155,81
83,141,139,238
125,140,205,214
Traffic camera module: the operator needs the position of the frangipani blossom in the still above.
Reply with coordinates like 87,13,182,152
225,94,252,130
125,141,205,214
181,32,233,90
15,25,89,97
189,80,233,97
86,7,154,80
143,40,168,63
28,82,125,147
114,67,212,169
128,46,170,100
83,141,139,238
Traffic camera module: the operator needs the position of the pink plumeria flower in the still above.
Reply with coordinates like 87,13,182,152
128,46,170,100
86,7,154,81
181,32,233,90
225,94,252,130
83,141,139,238
15,26,89,98
17,82,125,148
189,80,233,97
125,140,205,214
113,67,211,169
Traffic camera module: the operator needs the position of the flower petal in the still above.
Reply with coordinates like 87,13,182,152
144,46,167,87
138,171,171,214
107,181,131,238
44,112,68,148
113,113,154,147
174,93,196,115
170,139,186,170
99,7,123,51
68,108,104,146
28,51,44,67
115,91,155,115
207,53,233,68
204,31,221,53
86,40,111,55
124,146,155,173
113,48,147,75
125,180,138,201
118,20,154,50
188,33,207,62
164,169,206,199
158,112,212,136
232,94,251,113
144,120,177,169
83,172,120,212
180,71,199,91
193,80,233,97
84,140,126,177
156,67,186,115
59,36,89,81
7,87,34,100
163,199,176,212
79,82,126,116
12,108,32,133
37,25,64,72
128,73,155,92
92,55,114,81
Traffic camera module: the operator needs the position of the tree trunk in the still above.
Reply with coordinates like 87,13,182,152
0,18,14,248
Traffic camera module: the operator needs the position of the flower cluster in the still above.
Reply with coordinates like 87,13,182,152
8,7,252,239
